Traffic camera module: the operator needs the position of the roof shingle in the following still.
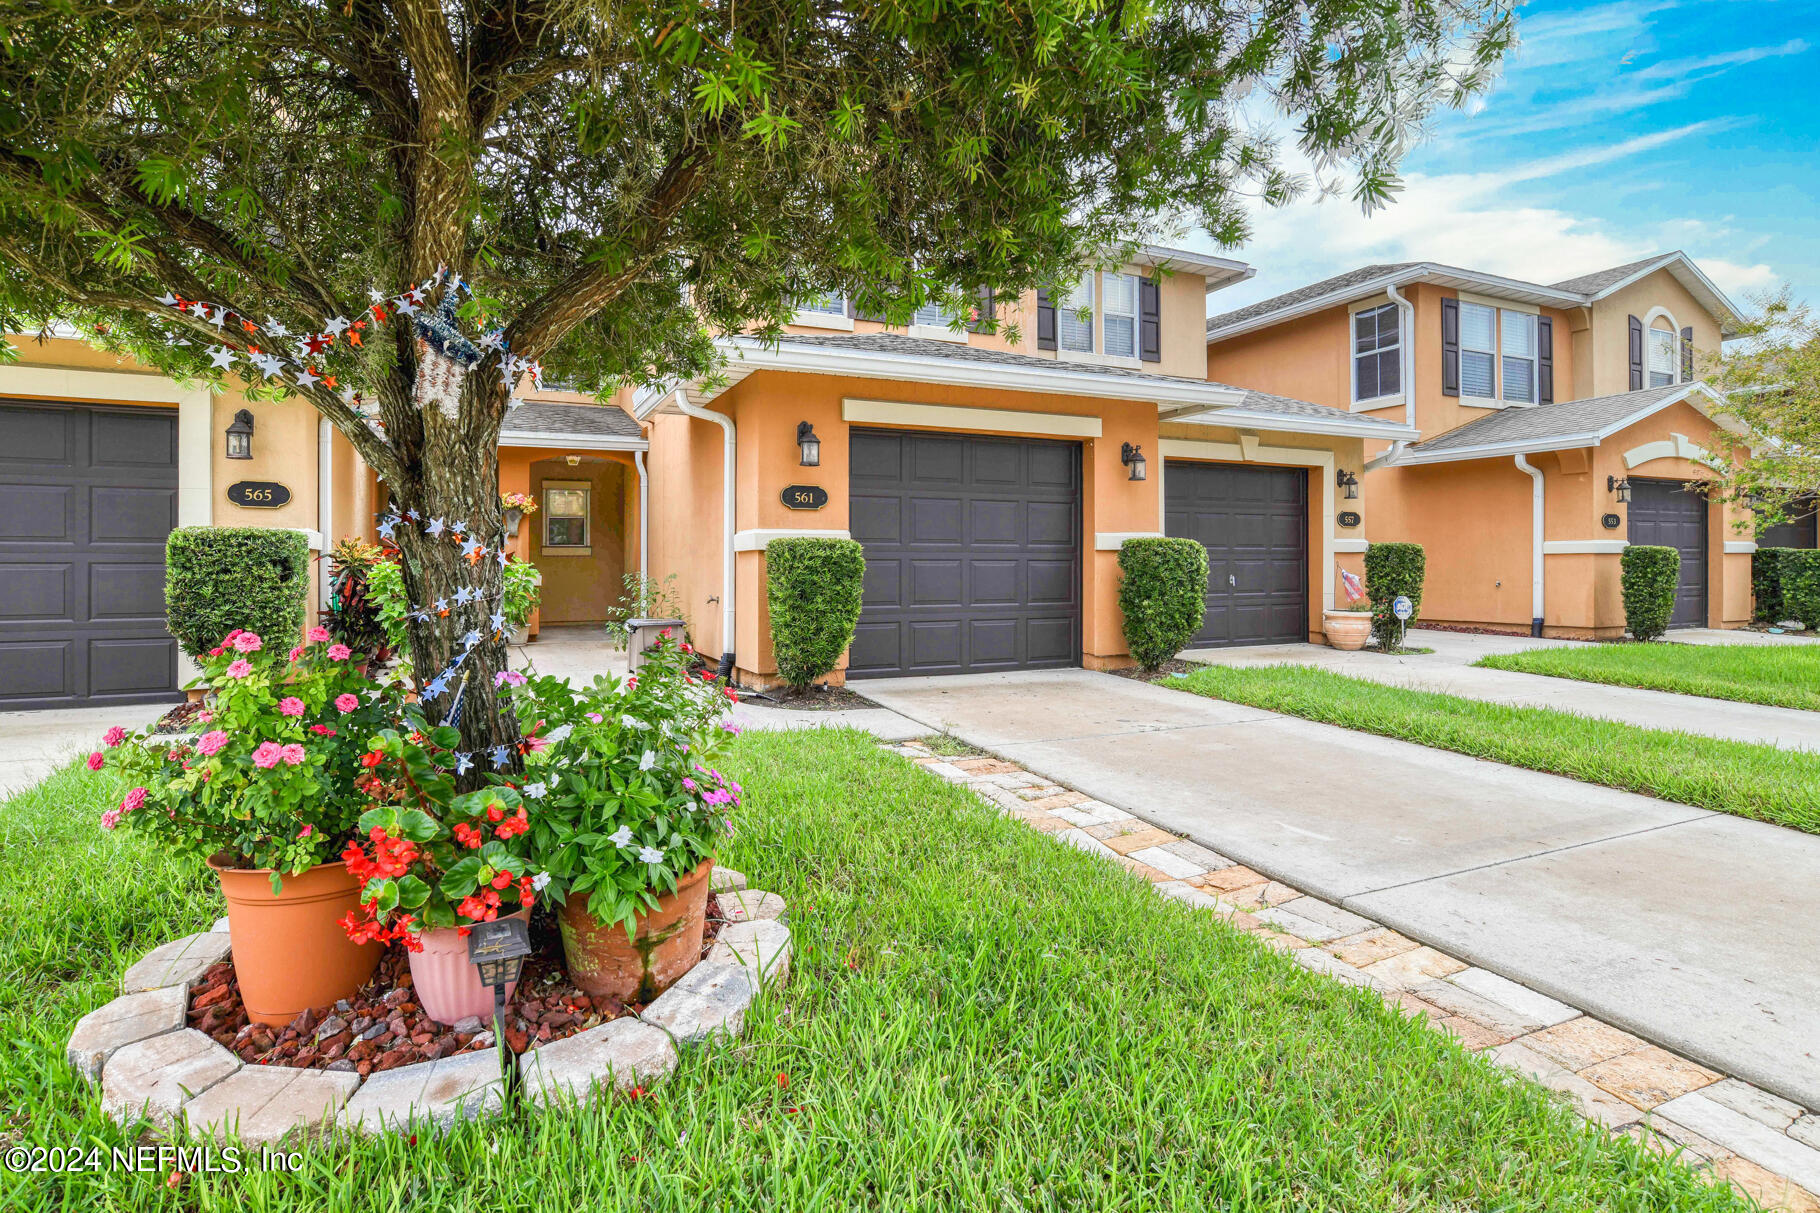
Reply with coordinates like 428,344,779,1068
1405,383,1698,455
501,400,642,440
1548,253,1676,295
1205,264,1414,337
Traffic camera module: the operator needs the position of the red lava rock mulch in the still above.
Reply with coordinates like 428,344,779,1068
187,904,726,1076
151,699,212,734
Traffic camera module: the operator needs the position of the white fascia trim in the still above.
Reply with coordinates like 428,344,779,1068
1205,265,1585,345
1094,531,1163,550
1333,538,1369,553
1134,245,1256,291
1542,540,1628,554
790,309,855,331
843,398,1102,438
734,528,851,552
1585,254,1742,332
1199,406,1419,440
1724,540,1759,554
498,431,648,451
641,337,1251,414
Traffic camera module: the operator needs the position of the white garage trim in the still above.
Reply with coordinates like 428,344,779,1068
733,528,852,552
1724,540,1758,554
1333,538,1369,553
1542,540,1629,554
1623,432,1714,469
842,398,1102,438
1094,531,1164,550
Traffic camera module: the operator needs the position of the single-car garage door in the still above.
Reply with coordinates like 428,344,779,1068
847,428,1080,678
0,401,181,709
1627,477,1708,628
1165,461,1308,647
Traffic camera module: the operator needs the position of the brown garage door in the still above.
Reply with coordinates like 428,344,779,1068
847,428,1080,678
0,401,181,709
1627,478,1707,629
1165,460,1308,647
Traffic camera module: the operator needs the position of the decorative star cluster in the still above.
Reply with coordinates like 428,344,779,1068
375,508,519,711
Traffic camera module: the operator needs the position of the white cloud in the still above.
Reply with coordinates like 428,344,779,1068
1699,258,1780,297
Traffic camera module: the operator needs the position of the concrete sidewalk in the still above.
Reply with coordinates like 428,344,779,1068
1181,629,1820,751
0,702,169,797
857,668,1820,1110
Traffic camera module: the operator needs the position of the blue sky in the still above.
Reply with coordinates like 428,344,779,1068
1200,0,1820,318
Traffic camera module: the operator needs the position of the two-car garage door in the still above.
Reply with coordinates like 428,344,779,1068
0,401,181,709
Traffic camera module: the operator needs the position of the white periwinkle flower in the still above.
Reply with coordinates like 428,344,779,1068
638,750,656,771
531,871,552,891
607,825,634,848
523,781,547,798
637,845,666,865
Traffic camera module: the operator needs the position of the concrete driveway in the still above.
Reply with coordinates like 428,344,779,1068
1182,628,1820,752
858,668,1820,1109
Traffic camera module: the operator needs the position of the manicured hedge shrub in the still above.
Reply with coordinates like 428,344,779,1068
767,537,866,689
165,526,310,658
1781,550,1820,632
1118,537,1209,671
1620,545,1680,641
1364,542,1425,650
1753,547,1795,623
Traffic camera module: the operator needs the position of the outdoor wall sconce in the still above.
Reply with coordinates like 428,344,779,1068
1607,475,1631,504
796,421,821,467
225,409,255,460
1336,468,1359,500
1121,442,1147,482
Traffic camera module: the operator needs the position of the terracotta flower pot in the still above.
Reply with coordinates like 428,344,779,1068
209,855,382,1026
409,908,530,1026
1323,610,1373,651
558,859,712,1002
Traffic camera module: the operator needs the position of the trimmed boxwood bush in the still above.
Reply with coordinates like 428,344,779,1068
767,537,866,689
1364,542,1425,650
1781,550,1820,632
1620,545,1680,641
1118,537,1208,671
165,526,310,658
1754,547,1796,623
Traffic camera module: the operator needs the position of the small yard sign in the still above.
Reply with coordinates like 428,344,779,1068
1392,595,1413,621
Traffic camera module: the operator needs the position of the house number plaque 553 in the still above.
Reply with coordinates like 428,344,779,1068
781,485,828,510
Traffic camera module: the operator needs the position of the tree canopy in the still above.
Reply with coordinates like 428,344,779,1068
1707,288,1820,529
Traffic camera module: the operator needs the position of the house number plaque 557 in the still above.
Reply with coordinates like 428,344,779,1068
781,485,828,510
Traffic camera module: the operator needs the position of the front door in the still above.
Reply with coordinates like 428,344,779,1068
1627,478,1708,628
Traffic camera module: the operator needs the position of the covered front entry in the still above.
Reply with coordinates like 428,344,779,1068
1165,460,1308,647
847,427,1081,678
0,400,181,709
1628,477,1708,627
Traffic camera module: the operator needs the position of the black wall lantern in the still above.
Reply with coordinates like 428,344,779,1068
796,421,821,467
225,408,255,460
1607,475,1631,504
1121,442,1147,482
1336,468,1360,500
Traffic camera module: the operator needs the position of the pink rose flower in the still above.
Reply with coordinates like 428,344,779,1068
122,787,147,812
198,710,213,723
224,659,252,679
307,626,331,644
586,712,602,723
100,807,122,830
327,644,352,661
87,752,104,771
232,632,263,653
335,693,359,713
280,743,307,766
287,645,305,661
197,730,229,757
103,726,126,748
279,696,306,717
298,824,314,839
252,741,283,769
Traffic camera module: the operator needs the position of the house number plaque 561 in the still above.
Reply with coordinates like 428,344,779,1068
781,485,828,510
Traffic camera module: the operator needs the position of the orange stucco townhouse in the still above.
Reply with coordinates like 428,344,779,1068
1204,252,1790,638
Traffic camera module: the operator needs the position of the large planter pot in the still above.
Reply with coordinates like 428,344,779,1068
409,908,531,1026
558,859,712,1003
1323,610,1373,652
208,856,381,1026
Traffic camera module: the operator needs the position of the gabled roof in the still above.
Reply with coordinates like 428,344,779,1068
499,400,646,449
1207,252,1742,344
1380,382,1731,466
634,333,1416,439
1132,245,1255,292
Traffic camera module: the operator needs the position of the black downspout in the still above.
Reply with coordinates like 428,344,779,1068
716,652,734,681
1531,617,1544,638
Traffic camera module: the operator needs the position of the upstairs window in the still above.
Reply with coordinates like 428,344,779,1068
1501,310,1538,404
1459,301,1498,399
912,298,952,328
1352,303,1401,401
1057,278,1095,353
1648,326,1679,387
797,293,847,317
1102,272,1138,359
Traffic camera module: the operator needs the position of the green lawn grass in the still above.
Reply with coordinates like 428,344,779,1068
1477,641,1820,712
1173,664,1820,834
2,731,1750,1211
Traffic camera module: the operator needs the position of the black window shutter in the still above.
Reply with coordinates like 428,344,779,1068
1138,277,1162,362
1628,314,1644,390
1537,316,1554,405
1440,297,1460,397
1036,289,1057,351
1681,326,1695,380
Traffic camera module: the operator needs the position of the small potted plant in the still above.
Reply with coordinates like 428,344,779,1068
500,491,538,539
508,635,740,1002
1322,603,1373,651
338,725,542,1025
94,628,403,1024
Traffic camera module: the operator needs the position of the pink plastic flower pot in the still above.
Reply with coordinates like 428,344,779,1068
407,909,528,1026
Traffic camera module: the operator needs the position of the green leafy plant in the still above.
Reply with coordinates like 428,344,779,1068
1117,538,1209,671
368,553,541,661
1753,547,1796,623
766,537,865,689
1780,549,1820,632
1364,542,1426,650
164,527,309,659
602,572,692,651
505,636,739,936
324,537,391,660
1621,545,1681,641
91,626,404,887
